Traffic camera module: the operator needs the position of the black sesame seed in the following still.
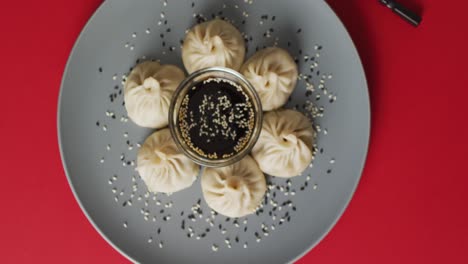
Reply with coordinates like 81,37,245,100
157,228,161,234
327,169,332,174
241,20,246,24
297,28,302,33
160,33,164,38
272,16,276,21
164,20,168,25
180,211,184,216
98,67,103,73
320,148,324,154
181,220,185,229
300,187,305,191
292,206,296,211
160,209,164,214
122,201,127,207
206,228,210,232
305,181,308,187
235,236,239,243
244,227,247,232
191,2,195,7
201,233,206,238
96,121,100,126
287,216,291,222
166,28,171,32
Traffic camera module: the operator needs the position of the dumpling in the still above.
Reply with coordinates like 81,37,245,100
124,61,185,128
252,109,315,178
182,19,245,73
137,128,200,193
240,47,298,111
201,155,266,217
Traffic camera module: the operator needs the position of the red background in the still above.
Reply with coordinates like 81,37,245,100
1,0,467,263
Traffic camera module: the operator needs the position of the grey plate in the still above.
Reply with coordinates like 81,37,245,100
58,0,370,263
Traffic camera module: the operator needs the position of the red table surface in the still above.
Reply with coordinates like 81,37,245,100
1,0,467,263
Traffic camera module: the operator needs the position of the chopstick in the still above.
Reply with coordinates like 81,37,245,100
378,0,422,27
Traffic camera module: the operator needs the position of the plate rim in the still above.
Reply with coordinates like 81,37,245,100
57,1,371,263
287,1,370,263
57,1,137,263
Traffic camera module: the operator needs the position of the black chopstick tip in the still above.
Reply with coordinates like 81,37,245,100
378,0,422,27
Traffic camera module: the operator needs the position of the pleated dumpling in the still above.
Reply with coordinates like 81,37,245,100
124,61,185,128
201,155,266,217
182,19,245,73
241,47,298,111
252,109,315,178
137,128,200,193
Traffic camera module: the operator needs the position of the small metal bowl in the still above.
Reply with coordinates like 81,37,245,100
169,67,263,167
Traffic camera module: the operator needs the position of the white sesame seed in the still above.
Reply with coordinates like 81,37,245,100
212,244,218,251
